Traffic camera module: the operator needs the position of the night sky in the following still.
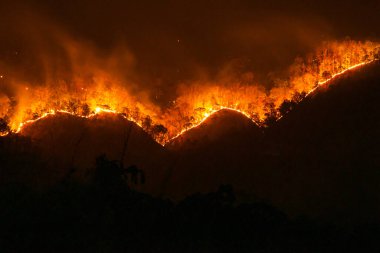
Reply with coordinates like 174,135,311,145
1,0,379,103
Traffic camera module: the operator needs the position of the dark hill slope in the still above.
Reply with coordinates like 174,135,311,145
164,109,266,198
0,134,48,187
15,113,172,193
2,62,380,223
265,61,380,222
168,108,262,150
163,62,380,223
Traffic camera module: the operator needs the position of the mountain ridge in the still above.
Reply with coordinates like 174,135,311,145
2,61,380,222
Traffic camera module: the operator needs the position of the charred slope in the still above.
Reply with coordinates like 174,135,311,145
14,113,172,193
265,61,380,222
164,109,265,199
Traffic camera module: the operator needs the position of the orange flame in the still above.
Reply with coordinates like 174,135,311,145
0,40,379,145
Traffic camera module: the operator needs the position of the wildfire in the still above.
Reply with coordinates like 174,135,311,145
168,106,258,143
14,108,121,134
0,40,379,145
305,60,376,97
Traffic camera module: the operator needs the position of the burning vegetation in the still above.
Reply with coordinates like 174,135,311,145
0,40,379,145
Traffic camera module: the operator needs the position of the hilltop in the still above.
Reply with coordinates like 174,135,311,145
263,61,380,221
2,112,172,193
2,62,380,223
163,109,265,198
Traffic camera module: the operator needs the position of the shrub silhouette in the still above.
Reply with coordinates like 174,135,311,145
93,154,145,189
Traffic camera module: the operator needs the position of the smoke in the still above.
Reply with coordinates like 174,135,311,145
0,4,162,129
0,9,134,86
0,1,332,94
1,0,378,97
0,0,379,141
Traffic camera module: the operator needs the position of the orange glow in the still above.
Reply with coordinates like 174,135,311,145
168,107,258,143
0,40,379,145
305,60,376,97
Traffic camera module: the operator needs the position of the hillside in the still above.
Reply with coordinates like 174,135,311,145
2,62,380,223
162,61,380,222
6,113,172,193
264,61,380,222
163,109,266,198
167,108,262,149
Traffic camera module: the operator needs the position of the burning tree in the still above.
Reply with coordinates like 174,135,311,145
375,47,380,59
142,116,152,133
263,102,279,127
0,118,9,134
151,124,168,144
0,39,379,144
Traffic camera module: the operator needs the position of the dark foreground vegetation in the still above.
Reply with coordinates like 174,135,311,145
0,156,379,253
2,62,380,252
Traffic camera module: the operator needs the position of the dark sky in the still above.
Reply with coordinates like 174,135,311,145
1,0,379,102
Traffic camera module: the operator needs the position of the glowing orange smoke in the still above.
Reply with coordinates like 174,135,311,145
0,40,379,145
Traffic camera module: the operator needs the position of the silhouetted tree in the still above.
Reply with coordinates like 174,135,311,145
122,107,131,118
292,91,307,103
94,154,125,188
0,118,9,134
142,116,152,132
151,124,168,142
263,102,279,127
124,165,146,185
81,103,91,116
279,99,295,115
94,155,145,189
278,91,306,116
68,99,79,113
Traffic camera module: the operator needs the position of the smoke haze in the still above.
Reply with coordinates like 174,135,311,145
1,0,379,100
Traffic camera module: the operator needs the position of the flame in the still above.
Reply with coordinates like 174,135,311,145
0,40,379,145
168,107,258,143
269,40,380,108
305,60,376,97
